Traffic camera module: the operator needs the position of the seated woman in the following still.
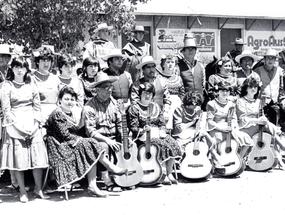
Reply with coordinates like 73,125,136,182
0,56,49,203
206,81,253,171
44,86,127,197
236,77,285,163
127,82,182,185
172,91,215,153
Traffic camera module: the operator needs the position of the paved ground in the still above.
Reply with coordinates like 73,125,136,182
1,168,285,215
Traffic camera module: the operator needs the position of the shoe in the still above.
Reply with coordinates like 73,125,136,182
19,193,29,203
106,185,123,192
213,167,226,175
168,174,178,184
162,177,172,185
33,190,50,199
87,187,108,198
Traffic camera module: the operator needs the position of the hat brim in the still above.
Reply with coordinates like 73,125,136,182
231,42,246,45
136,60,156,70
179,45,197,50
94,26,113,33
102,54,124,61
235,54,259,63
91,77,118,88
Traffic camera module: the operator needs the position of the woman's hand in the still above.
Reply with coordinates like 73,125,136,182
217,124,232,132
257,116,268,125
144,125,151,132
106,139,122,152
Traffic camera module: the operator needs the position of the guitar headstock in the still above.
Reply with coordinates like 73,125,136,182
117,99,128,114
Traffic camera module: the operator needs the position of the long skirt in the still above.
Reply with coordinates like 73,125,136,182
46,136,105,188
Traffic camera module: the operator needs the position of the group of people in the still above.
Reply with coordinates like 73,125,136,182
0,22,285,203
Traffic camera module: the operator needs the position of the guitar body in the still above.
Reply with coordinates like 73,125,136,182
114,141,144,187
180,140,212,179
217,139,244,177
247,132,275,171
138,143,163,185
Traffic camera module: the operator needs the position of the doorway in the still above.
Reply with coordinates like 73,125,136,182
220,28,241,56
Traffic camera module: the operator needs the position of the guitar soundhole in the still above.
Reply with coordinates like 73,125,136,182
145,152,152,160
225,147,232,153
123,153,131,160
257,141,264,148
193,150,200,156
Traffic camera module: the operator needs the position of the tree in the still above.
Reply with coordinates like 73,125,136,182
0,0,148,54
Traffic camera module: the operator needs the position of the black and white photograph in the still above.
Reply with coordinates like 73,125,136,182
0,0,285,214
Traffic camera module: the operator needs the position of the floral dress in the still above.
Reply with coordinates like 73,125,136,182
45,107,105,188
0,81,48,170
127,101,182,162
157,72,185,130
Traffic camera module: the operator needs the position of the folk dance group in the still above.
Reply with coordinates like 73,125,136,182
0,23,285,203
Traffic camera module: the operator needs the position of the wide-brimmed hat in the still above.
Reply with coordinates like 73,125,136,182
231,38,245,45
92,23,113,34
264,48,278,58
33,46,54,59
102,49,124,61
0,44,13,55
132,25,145,32
180,33,197,49
91,71,118,88
235,50,259,64
136,56,156,70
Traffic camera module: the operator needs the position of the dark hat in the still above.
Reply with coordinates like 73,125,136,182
33,46,54,60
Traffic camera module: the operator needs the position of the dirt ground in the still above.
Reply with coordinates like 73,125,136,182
1,168,285,215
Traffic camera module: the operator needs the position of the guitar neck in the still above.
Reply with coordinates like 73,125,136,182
121,114,129,153
226,107,233,148
146,105,151,153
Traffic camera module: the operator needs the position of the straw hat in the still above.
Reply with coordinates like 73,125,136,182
102,49,124,61
132,25,145,32
136,56,156,70
93,23,113,33
0,44,13,55
235,50,259,64
180,33,197,49
264,48,278,58
231,38,246,45
91,71,118,88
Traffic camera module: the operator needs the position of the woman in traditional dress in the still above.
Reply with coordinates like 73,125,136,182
45,87,127,197
79,57,101,104
127,82,182,185
32,46,59,124
57,53,84,107
172,91,215,153
157,54,185,130
206,81,253,170
0,56,49,203
208,57,238,100
236,77,285,160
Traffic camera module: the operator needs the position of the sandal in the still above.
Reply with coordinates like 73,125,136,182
106,185,123,192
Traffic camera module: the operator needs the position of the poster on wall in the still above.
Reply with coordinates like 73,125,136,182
156,28,216,65
245,31,285,56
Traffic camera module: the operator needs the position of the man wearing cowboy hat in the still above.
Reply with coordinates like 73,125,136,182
83,22,116,68
235,50,261,89
103,49,133,103
130,55,171,112
177,33,205,98
122,25,151,83
84,71,124,192
254,48,285,124
225,38,245,67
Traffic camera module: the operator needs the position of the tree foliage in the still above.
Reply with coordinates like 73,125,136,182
0,0,148,54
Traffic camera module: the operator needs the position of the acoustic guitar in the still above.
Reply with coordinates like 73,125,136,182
114,101,143,187
215,106,245,177
138,104,164,186
180,110,212,180
247,96,276,171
